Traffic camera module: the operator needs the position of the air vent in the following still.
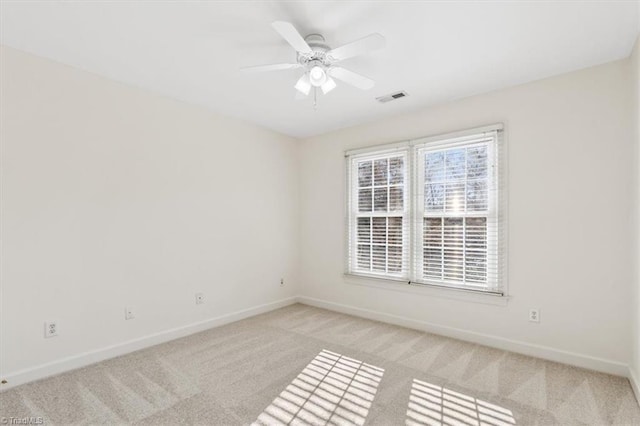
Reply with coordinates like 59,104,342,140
376,91,409,103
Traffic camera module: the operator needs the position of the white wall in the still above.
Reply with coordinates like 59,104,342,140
0,46,299,380
2,40,638,388
298,59,635,372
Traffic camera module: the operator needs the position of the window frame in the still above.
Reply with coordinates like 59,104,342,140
347,148,410,280
345,124,506,297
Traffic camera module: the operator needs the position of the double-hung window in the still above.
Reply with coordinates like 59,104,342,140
349,150,409,278
347,125,505,295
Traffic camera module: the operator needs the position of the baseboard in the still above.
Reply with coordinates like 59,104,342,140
2,294,634,398
630,367,640,406
1,297,297,391
296,296,629,377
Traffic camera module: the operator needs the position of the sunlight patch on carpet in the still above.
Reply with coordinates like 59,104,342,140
406,379,516,426
253,349,384,425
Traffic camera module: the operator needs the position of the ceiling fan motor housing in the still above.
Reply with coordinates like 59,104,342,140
298,34,332,68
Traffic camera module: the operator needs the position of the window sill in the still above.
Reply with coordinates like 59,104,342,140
343,273,510,306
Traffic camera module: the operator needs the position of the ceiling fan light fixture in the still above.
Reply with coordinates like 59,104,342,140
309,65,327,87
295,73,311,95
321,77,337,94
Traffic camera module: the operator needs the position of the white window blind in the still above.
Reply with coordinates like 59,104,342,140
346,126,505,295
414,132,502,293
347,150,410,279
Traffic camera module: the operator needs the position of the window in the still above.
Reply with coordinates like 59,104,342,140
347,126,505,295
349,151,409,278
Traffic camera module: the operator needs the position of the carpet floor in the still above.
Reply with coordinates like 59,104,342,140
1,303,639,425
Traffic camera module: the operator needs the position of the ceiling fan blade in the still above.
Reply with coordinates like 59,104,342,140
272,21,313,54
328,67,375,90
327,33,385,62
240,63,300,73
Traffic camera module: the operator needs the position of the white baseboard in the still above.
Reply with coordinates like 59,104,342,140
3,294,636,406
296,296,629,377
1,297,297,392
630,367,640,406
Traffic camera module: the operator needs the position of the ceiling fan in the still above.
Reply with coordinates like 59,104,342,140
241,21,385,103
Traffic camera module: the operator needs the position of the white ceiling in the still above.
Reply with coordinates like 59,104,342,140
1,1,639,138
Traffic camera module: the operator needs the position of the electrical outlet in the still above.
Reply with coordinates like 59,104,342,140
280,278,284,287
125,306,135,320
529,309,540,323
44,321,58,338
195,293,204,305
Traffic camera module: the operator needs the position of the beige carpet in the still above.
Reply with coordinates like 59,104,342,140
1,304,639,425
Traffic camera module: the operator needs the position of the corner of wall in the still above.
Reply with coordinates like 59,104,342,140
633,29,640,391
630,366,640,406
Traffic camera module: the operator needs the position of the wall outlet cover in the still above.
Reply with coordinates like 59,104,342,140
45,321,58,338
125,306,135,320
529,309,540,323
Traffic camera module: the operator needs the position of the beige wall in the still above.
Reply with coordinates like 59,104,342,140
0,46,299,379
298,59,635,372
